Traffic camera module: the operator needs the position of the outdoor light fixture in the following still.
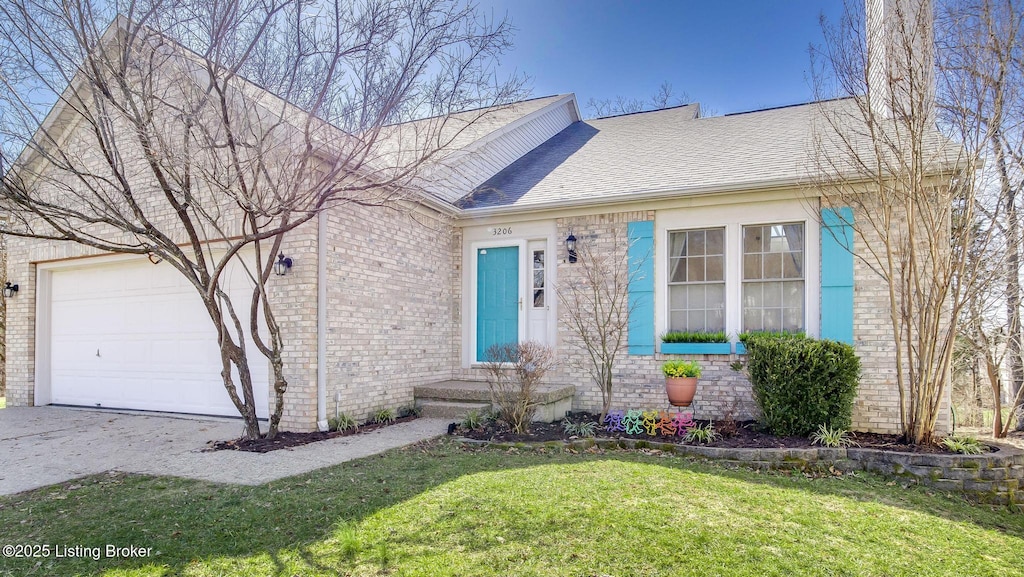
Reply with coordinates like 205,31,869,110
3,282,18,298
274,253,293,276
566,231,578,264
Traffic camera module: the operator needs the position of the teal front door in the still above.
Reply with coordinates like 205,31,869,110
477,246,519,361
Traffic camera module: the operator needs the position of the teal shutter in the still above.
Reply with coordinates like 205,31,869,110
820,207,854,344
628,221,655,355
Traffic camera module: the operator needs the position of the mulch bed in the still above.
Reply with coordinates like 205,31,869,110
208,415,418,453
458,412,977,454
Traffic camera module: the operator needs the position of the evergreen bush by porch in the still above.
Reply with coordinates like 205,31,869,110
745,334,860,437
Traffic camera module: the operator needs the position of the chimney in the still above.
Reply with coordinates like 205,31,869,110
865,0,935,119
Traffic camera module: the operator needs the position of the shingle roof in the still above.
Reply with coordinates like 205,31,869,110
455,98,955,211
379,94,572,157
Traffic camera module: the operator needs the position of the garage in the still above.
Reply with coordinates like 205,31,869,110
43,256,269,418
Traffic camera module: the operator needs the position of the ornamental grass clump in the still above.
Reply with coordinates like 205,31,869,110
941,435,985,455
810,424,855,448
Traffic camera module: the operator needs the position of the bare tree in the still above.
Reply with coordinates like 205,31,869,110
556,227,643,420
585,81,691,118
0,236,5,398
0,0,524,438
810,0,998,444
940,0,1024,435
482,341,556,434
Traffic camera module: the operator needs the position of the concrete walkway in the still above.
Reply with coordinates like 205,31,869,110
0,406,448,496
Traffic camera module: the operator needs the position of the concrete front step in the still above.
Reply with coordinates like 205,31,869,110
414,380,576,423
417,400,491,420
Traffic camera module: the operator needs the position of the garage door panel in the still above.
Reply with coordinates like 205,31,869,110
48,257,269,418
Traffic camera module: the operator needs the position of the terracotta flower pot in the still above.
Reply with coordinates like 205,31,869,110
665,376,698,407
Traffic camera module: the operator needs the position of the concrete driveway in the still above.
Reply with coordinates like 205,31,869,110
0,406,447,496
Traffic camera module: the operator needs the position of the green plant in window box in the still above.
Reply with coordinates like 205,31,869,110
737,330,807,345
662,360,701,407
661,331,728,343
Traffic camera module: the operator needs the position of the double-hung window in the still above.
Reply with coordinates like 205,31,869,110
664,219,808,340
742,223,805,332
667,228,725,332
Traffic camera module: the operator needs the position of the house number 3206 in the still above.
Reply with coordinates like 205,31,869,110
490,227,512,236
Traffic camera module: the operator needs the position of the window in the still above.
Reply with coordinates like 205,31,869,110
742,223,804,332
667,228,725,332
532,250,545,308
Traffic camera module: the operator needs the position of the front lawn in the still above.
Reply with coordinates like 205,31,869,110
1,441,1023,576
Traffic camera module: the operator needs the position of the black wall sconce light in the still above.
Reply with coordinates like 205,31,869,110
3,282,18,298
274,253,293,276
566,231,577,264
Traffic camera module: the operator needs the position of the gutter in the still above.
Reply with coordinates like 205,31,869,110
455,176,812,220
452,159,965,222
316,209,328,432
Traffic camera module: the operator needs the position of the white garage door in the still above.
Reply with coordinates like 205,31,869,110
48,257,270,418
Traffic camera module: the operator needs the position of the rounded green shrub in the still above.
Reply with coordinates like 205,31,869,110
745,334,860,437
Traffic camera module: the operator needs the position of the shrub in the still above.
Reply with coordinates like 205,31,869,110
662,360,701,378
718,409,739,438
745,334,860,437
483,342,557,434
661,330,728,343
738,330,806,345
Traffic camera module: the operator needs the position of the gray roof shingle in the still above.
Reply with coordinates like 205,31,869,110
456,98,954,211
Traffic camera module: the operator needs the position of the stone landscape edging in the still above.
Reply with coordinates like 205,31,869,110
455,436,1024,507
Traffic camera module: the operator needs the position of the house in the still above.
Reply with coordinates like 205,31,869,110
3,90,954,435
3,2,952,435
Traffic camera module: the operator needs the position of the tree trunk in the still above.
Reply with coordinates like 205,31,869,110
986,355,1004,437
995,135,1024,430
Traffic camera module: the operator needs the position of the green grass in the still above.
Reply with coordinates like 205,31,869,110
0,397,5,409
1,441,1023,576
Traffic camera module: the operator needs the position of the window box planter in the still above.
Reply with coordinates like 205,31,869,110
661,342,732,355
735,342,747,355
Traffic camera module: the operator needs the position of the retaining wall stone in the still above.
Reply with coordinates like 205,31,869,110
456,437,1024,507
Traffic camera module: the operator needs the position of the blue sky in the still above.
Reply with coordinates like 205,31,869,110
480,0,847,116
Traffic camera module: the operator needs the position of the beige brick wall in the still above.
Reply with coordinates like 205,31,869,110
848,208,951,434
270,220,321,432
452,206,941,434
549,211,756,420
4,242,35,409
321,204,456,423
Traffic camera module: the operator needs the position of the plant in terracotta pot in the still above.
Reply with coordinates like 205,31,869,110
662,360,701,407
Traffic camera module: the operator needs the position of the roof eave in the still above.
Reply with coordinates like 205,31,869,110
453,157,968,221
453,176,814,220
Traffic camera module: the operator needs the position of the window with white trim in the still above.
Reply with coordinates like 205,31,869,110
741,223,805,332
664,220,808,338
667,228,725,332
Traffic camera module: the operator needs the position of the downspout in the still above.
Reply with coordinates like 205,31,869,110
316,209,328,431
